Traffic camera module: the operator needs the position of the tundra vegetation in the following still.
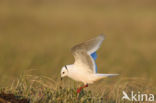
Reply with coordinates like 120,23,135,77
0,0,156,103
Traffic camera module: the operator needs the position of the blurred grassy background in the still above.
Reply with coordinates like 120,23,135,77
0,0,156,88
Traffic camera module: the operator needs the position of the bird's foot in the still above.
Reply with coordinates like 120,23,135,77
77,87,82,93
84,84,88,87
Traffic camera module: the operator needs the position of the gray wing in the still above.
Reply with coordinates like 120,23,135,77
71,35,104,73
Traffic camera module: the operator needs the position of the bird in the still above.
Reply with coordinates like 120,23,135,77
60,34,119,93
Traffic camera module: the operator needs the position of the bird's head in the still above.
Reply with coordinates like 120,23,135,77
61,65,68,80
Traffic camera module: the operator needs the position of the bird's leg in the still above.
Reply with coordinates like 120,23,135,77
77,84,88,93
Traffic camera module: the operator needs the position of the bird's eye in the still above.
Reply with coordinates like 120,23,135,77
62,72,65,74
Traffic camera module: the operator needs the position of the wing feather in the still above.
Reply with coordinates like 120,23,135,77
71,35,104,73
71,34,104,55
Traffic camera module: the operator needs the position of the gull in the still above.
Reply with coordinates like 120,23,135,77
60,34,119,93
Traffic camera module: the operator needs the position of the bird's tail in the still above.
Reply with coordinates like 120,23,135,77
94,73,119,81
96,73,119,77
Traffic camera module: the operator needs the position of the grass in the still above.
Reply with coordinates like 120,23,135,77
0,72,155,103
0,0,156,102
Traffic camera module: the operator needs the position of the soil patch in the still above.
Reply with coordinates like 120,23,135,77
0,92,29,103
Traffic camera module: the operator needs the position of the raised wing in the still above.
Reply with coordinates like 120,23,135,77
71,35,104,73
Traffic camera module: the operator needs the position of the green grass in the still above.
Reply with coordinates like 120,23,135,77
0,0,156,102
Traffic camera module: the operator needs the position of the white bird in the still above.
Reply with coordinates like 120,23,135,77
61,34,119,93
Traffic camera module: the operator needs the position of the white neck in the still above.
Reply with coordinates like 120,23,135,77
66,64,74,70
66,64,75,76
